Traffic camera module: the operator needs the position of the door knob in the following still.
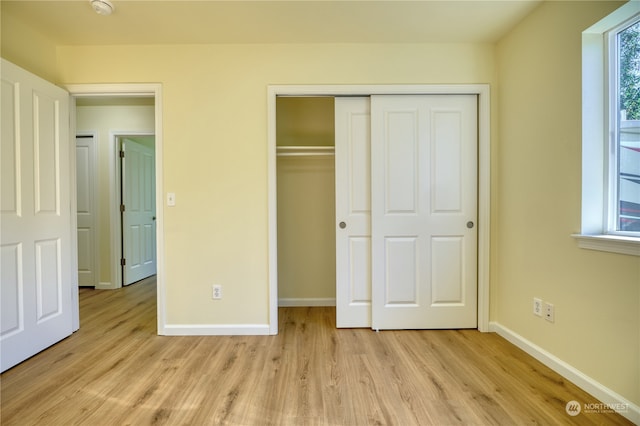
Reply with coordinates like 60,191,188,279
466,221,474,229
339,221,347,229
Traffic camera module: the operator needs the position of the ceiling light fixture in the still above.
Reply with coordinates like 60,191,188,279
90,0,115,16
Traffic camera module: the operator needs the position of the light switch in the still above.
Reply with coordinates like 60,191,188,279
167,192,176,206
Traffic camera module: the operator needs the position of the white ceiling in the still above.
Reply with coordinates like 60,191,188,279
2,0,543,45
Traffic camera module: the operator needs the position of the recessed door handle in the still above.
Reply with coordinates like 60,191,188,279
339,221,347,229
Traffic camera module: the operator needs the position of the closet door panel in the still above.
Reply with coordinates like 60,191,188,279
335,97,371,328
383,236,418,305
371,94,477,330
383,109,419,214
349,113,371,215
432,109,464,212
348,237,371,303
336,94,478,330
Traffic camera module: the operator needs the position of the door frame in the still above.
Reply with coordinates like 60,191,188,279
66,83,166,335
267,84,491,334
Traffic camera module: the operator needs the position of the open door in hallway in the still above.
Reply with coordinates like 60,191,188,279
121,138,157,285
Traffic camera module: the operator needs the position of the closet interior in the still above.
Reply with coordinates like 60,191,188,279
276,96,336,306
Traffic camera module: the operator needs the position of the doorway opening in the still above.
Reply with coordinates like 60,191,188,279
69,83,165,334
276,97,336,308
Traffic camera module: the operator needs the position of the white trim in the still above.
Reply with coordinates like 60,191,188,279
69,96,80,332
278,298,336,307
572,234,640,256
581,30,607,236
110,132,121,290
66,83,166,335
96,282,113,290
163,324,270,336
267,84,491,335
477,87,491,333
66,83,158,98
268,90,278,335
490,322,640,424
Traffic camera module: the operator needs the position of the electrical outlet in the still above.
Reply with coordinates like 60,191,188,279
544,302,554,323
212,285,222,300
533,298,543,317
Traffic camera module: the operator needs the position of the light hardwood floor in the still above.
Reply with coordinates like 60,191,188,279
0,277,633,425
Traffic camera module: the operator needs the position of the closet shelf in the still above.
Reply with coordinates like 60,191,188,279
276,146,335,157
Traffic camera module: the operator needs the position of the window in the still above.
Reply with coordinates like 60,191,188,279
610,18,640,234
577,3,640,256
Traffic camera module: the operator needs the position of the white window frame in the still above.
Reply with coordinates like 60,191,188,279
575,1,640,257
607,15,640,236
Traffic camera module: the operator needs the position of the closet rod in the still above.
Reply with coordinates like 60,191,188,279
276,146,335,157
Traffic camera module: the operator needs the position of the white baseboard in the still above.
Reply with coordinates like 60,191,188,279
278,298,336,307
95,281,115,290
490,322,639,424
162,324,270,336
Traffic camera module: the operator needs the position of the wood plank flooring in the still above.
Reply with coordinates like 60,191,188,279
0,277,633,425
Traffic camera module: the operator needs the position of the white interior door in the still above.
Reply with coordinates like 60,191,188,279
335,97,372,327
76,135,98,287
370,94,478,330
121,138,156,285
1,59,74,372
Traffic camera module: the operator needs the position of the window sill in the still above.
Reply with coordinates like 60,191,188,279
572,234,640,256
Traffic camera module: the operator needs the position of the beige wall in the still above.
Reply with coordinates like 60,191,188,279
54,43,497,326
76,105,155,285
496,1,638,405
0,6,58,82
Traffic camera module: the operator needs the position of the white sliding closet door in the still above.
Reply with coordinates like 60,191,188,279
335,97,371,327
336,94,478,330
371,95,478,330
